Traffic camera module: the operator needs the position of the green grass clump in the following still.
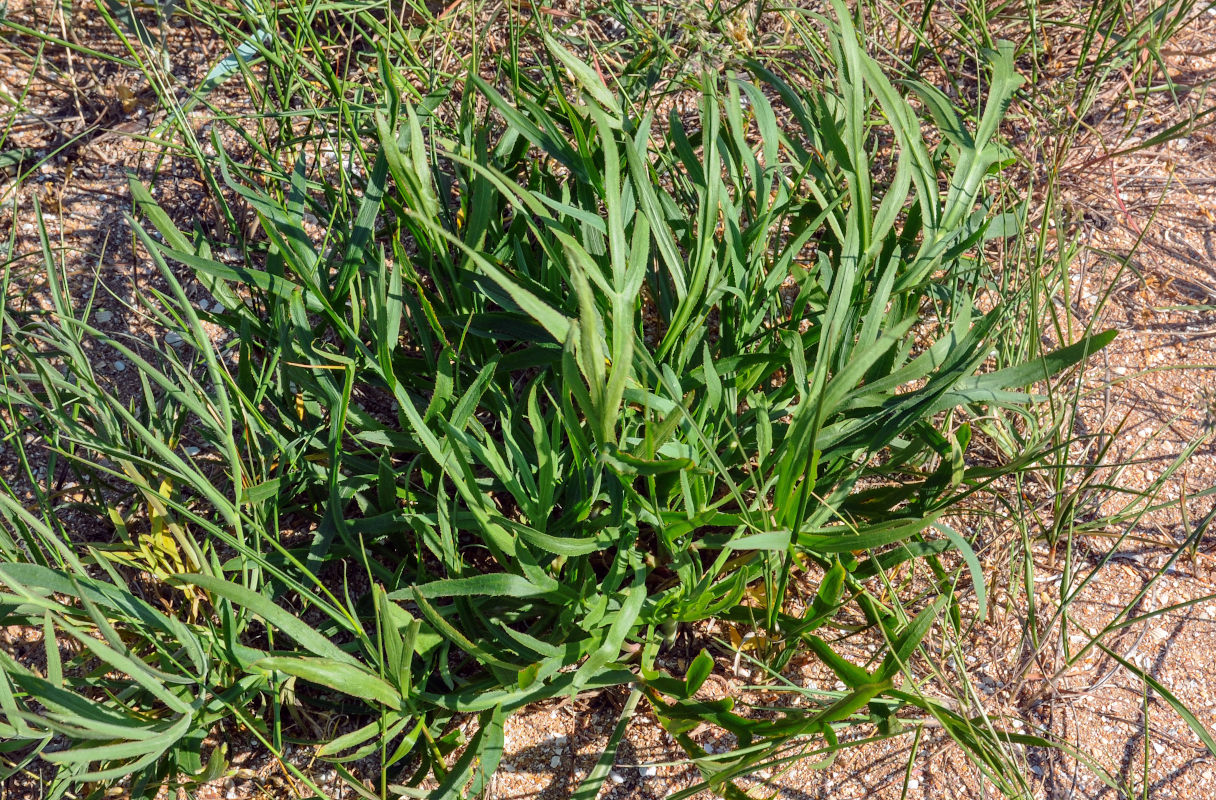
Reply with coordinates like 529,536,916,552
0,1,1128,798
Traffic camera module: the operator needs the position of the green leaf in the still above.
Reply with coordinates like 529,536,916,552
937,523,988,622
601,445,693,476
572,689,641,800
878,597,947,681
170,574,359,666
409,573,559,600
799,516,937,554
543,33,621,118
956,330,1117,393
685,649,715,696
805,637,872,688
1097,644,1216,757
253,657,403,710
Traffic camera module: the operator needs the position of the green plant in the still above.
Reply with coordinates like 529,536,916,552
0,1,1145,798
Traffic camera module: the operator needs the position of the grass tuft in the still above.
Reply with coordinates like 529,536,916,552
2,0,1211,797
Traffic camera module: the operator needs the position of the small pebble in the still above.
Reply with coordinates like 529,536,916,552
609,771,625,784
641,765,657,777
95,309,114,323
907,778,920,789
113,360,126,372
550,755,561,768
165,331,183,346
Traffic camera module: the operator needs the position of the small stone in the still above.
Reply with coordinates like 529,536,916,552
165,331,184,346
907,778,920,789
550,755,561,768
95,309,114,323
609,771,625,784
1153,742,1165,755
112,360,126,372
641,766,657,777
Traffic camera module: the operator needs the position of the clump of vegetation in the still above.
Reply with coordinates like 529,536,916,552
12,0,1205,797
